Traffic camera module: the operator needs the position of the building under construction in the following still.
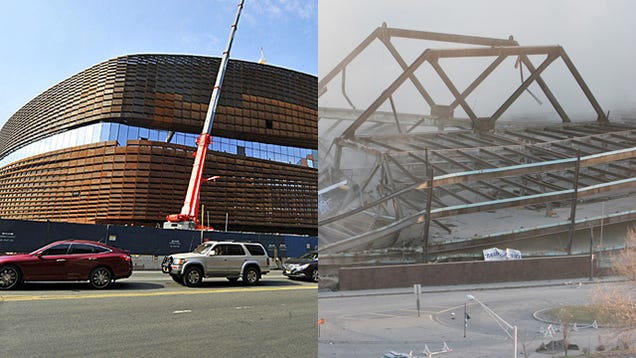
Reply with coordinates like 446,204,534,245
0,54,317,235
318,25,636,265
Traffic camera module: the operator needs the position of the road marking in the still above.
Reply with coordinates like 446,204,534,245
0,285,316,302
173,310,192,314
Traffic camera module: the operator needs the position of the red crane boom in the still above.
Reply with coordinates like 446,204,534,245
165,0,244,230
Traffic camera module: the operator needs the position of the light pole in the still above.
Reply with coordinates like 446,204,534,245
466,294,517,357
201,175,220,230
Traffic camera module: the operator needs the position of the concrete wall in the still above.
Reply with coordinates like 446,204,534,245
338,255,594,290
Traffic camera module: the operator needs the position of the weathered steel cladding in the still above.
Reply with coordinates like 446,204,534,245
0,54,317,159
0,54,317,234
0,141,317,235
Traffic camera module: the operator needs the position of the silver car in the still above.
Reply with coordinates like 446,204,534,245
161,241,271,286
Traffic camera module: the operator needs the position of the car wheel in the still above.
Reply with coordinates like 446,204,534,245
226,277,239,283
311,268,319,283
0,265,20,290
242,266,260,286
170,275,182,284
183,266,203,287
90,267,112,289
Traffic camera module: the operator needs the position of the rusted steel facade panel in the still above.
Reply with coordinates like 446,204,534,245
0,141,317,235
0,54,317,235
0,54,317,159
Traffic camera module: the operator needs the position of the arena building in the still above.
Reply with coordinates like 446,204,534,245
0,54,317,235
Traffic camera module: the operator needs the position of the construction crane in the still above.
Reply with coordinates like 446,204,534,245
164,0,244,230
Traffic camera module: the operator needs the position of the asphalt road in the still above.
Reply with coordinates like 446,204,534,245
318,279,624,357
0,271,317,357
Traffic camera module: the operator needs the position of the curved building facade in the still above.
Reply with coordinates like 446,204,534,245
0,54,317,235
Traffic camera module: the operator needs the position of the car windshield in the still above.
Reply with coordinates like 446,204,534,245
193,243,213,254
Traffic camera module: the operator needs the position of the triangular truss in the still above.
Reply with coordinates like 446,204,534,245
319,23,607,137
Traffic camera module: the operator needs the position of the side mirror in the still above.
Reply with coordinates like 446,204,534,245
209,251,216,256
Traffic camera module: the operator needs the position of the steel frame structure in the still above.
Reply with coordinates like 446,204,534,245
318,25,635,258
319,23,607,137
320,124,636,254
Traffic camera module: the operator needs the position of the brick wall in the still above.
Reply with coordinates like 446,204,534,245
338,255,594,290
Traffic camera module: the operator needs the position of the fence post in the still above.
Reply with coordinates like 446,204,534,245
104,224,110,244
589,227,594,281
566,150,581,254
421,149,434,262
46,219,51,243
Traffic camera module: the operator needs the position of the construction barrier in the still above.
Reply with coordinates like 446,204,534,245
0,218,316,257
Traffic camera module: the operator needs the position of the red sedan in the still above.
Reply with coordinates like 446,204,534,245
0,240,133,290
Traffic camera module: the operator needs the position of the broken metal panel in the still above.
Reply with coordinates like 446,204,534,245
430,210,636,255
320,128,636,253
321,177,636,253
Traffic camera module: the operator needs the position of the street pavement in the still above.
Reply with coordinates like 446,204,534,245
318,277,627,357
0,271,317,357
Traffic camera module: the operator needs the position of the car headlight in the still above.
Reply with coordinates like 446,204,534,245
173,258,185,265
297,263,310,270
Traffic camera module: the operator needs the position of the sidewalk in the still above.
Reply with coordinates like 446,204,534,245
319,275,625,299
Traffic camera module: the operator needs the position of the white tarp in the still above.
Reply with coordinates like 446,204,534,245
483,247,522,261
505,248,522,260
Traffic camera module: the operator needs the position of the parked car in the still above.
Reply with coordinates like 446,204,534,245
283,250,318,282
161,241,271,286
0,240,133,290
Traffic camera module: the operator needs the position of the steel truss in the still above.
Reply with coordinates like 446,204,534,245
319,24,607,137
318,25,635,258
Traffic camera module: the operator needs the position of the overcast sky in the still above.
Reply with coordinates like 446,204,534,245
319,0,636,122
0,0,317,129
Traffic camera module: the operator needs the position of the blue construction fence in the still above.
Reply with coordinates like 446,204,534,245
0,219,317,258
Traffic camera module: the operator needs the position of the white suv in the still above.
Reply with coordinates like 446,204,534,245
161,241,271,286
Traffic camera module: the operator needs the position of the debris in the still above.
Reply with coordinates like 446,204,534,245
383,342,451,358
